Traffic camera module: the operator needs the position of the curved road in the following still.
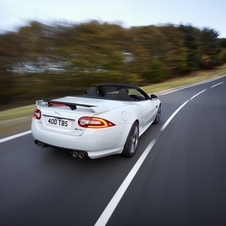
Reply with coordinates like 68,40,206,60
1,76,226,226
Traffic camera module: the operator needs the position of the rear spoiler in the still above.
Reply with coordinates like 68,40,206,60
36,100,109,114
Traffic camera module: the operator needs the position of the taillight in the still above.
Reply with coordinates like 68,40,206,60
78,116,115,128
33,109,41,120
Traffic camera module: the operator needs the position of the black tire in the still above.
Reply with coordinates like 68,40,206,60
153,105,161,124
122,122,139,157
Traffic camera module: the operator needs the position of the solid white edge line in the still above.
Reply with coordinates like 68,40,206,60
94,139,157,226
190,89,206,100
211,81,224,88
160,100,189,132
0,130,31,143
161,88,207,132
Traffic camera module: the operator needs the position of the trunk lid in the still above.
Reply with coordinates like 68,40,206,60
35,96,128,136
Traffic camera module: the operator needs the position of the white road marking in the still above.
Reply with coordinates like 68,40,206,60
0,130,31,143
190,89,206,100
94,139,157,226
161,89,207,132
160,100,189,132
211,81,224,88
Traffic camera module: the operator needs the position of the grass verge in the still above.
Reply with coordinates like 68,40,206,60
0,105,35,121
143,64,226,93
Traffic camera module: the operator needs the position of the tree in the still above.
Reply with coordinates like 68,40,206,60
159,24,188,76
0,32,24,106
178,25,202,72
200,28,220,68
128,26,168,83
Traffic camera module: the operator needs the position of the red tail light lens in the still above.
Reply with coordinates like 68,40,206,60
33,109,41,120
78,117,115,128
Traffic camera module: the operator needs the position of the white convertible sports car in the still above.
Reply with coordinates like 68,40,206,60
31,83,161,159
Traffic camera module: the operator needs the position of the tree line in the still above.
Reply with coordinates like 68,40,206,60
0,21,226,110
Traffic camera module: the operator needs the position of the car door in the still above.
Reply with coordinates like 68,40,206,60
129,89,157,128
141,98,157,125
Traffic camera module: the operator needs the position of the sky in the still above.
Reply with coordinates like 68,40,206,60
0,0,226,38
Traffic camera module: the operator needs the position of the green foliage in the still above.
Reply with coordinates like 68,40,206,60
178,25,202,72
200,28,220,68
219,49,226,63
140,60,167,83
0,21,224,110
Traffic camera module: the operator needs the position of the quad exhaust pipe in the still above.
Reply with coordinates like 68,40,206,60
34,140,48,148
35,140,87,159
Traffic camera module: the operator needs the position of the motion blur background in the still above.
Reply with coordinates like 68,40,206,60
1,0,226,110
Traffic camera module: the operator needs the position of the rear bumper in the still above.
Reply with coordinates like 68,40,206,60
31,119,131,159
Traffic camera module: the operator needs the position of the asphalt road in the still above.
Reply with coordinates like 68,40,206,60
1,76,226,226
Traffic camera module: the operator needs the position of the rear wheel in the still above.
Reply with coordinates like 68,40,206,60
153,105,161,124
122,122,139,157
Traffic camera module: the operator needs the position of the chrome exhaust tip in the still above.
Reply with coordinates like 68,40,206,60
78,152,86,159
72,151,78,158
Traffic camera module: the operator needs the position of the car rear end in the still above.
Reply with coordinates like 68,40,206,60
31,97,133,159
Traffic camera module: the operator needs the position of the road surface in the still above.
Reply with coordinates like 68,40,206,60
1,76,226,226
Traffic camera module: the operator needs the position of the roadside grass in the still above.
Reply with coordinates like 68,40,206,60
1,64,226,121
143,64,226,93
0,105,35,121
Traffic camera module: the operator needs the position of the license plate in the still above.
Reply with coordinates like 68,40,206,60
45,117,72,129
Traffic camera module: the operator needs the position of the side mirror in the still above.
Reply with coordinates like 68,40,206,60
150,94,157,100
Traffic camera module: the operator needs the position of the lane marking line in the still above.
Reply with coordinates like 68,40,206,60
160,100,189,132
94,139,157,226
190,89,206,100
0,130,31,143
161,89,207,132
211,81,224,88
